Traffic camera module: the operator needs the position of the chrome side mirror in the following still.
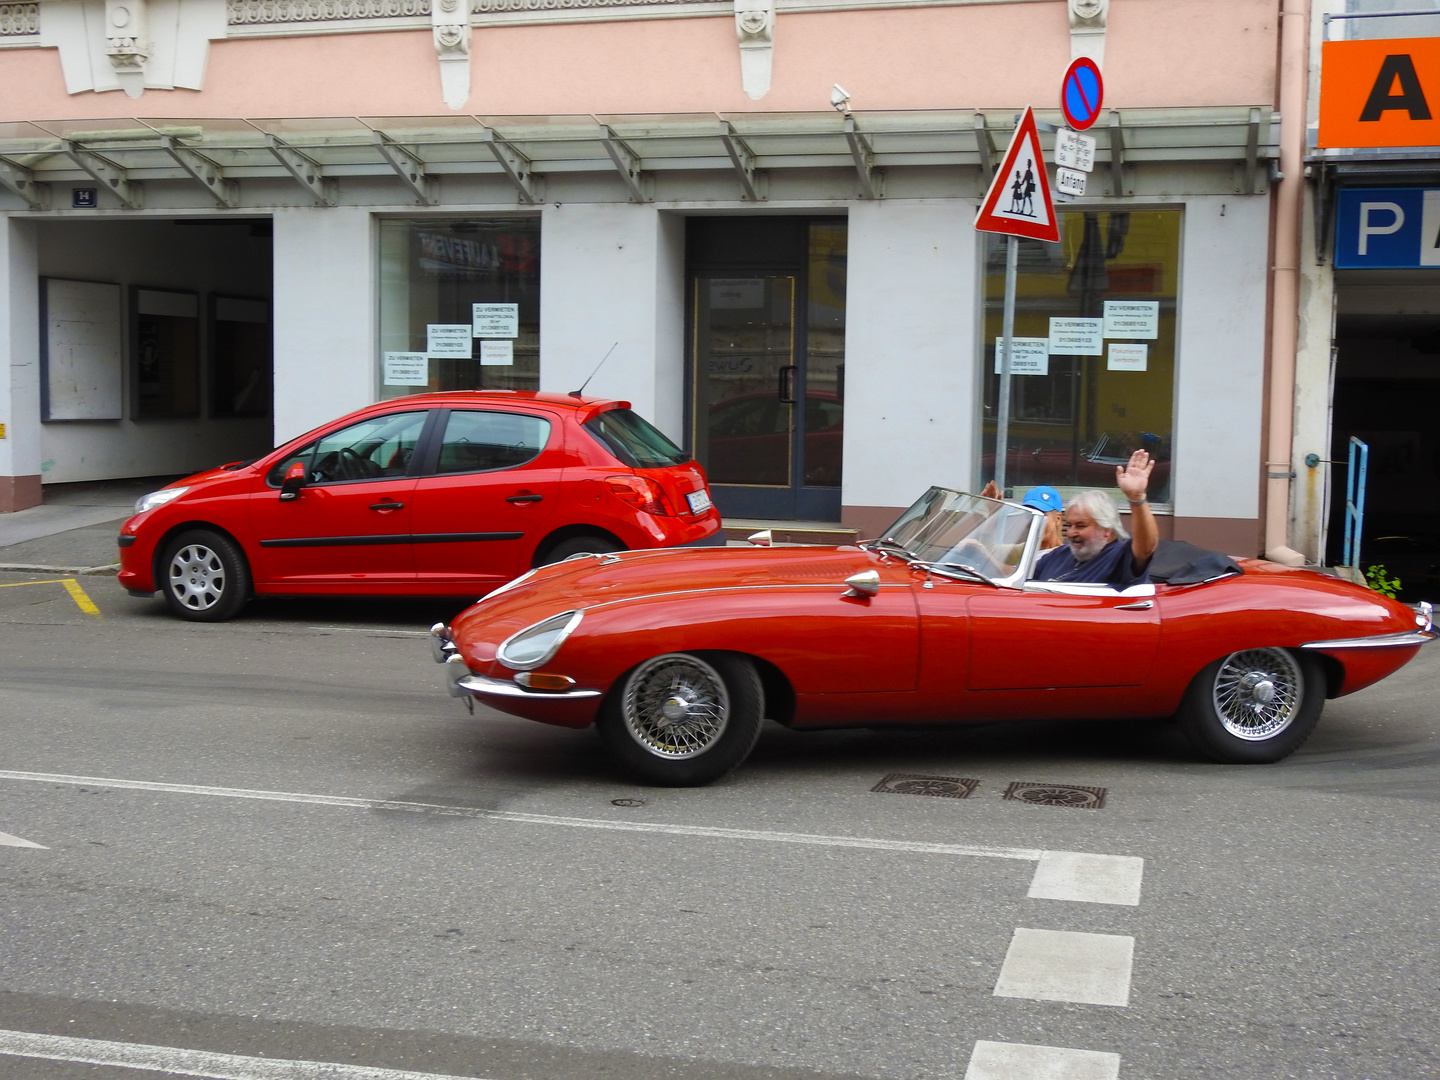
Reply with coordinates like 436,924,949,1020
747,529,773,547
844,569,880,597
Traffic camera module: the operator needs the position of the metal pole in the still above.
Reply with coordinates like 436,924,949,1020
994,233,1019,497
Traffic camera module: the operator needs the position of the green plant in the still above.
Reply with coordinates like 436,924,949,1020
1365,563,1401,599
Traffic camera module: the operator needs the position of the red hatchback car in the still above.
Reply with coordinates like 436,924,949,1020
118,392,723,621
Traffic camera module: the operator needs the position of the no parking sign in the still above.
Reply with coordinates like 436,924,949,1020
1060,57,1104,131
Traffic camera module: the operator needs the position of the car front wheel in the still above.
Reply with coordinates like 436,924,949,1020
597,652,764,786
1176,647,1324,763
539,534,623,566
160,529,251,622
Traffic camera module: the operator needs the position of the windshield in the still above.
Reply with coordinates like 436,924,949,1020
873,487,1038,580
583,408,689,468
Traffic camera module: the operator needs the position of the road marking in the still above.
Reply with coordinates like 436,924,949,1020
0,577,101,616
993,928,1134,1007
964,1040,1120,1080
0,1028,490,1080
0,831,45,848
307,626,431,637
1028,852,1143,906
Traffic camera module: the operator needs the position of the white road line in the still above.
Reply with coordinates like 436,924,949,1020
307,626,431,637
964,1040,1120,1080
993,928,1134,1007
0,830,45,848
1027,852,1143,906
0,1028,490,1080
0,769,1044,862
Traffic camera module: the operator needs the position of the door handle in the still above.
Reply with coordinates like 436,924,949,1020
778,365,798,405
507,493,544,504
1115,600,1154,610
369,501,404,511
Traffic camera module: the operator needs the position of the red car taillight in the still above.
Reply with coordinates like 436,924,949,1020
606,475,674,516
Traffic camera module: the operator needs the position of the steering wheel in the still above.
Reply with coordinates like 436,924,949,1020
339,447,381,479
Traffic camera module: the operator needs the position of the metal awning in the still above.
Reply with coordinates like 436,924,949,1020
0,107,1278,210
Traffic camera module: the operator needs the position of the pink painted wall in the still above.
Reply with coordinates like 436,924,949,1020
0,0,1276,122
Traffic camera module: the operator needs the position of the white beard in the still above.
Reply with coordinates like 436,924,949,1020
1070,532,1111,563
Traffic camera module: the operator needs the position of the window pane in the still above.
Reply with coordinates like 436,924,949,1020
981,209,1178,507
378,218,540,399
435,410,550,474
267,411,426,485
805,219,846,487
583,408,688,468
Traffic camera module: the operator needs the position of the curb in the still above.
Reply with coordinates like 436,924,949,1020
0,562,120,576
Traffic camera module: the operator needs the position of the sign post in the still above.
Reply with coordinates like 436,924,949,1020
974,106,1059,497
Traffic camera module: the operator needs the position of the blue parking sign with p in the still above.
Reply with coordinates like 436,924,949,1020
1335,187,1440,268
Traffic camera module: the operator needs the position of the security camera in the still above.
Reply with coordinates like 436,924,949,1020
830,84,851,112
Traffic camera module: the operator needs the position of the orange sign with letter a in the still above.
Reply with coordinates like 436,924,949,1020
1320,37,1440,148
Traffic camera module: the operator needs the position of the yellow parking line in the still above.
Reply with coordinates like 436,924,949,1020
0,579,67,587
60,578,101,617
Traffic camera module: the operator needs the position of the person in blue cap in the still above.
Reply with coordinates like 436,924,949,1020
1033,449,1158,587
1021,484,1064,551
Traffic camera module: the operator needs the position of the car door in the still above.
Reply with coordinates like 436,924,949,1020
964,581,1161,689
408,407,562,587
248,410,428,588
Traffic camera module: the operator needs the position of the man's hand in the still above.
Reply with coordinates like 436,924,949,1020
1115,449,1154,503
980,480,1000,499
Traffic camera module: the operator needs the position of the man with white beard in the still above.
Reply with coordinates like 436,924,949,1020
1032,449,1158,587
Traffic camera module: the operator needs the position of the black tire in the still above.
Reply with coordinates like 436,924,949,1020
1176,647,1324,763
597,652,765,786
159,529,251,622
539,534,623,566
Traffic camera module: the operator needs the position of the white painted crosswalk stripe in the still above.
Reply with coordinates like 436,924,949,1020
993,928,1134,1007
964,1040,1120,1080
0,1028,490,1080
1027,851,1143,906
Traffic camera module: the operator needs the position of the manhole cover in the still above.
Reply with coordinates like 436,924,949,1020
1002,782,1107,809
871,773,979,799
611,797,646,807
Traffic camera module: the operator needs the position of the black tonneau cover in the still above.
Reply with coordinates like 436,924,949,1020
1148,540,1243,586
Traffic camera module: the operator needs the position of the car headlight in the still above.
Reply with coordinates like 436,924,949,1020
497,610,583,671
134,487,189,514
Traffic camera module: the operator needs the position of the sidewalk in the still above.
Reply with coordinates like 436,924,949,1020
0,477,180,574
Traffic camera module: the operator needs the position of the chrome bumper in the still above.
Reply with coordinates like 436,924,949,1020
1302,629,1438,650
429,622,600,701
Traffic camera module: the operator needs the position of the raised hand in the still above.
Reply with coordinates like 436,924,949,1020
1115,449,1154,503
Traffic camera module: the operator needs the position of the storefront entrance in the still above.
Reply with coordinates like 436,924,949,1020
686,217,846,520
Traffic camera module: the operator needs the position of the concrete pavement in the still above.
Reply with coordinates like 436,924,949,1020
0,477,177,575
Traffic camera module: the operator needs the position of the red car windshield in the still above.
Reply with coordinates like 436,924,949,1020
583,409,689,468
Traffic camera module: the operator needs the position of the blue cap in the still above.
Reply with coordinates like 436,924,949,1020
1022,485,1062,513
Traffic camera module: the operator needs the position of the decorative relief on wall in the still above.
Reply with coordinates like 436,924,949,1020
227,0,429,24
40,0,227,96
733,0,772,99
432,0,470,109
1067,0,1105,67
0,3,39,36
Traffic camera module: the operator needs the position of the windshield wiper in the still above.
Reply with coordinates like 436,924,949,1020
861,536,915,560
913,561,996,586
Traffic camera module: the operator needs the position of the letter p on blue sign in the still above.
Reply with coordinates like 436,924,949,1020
1335,187,1440,267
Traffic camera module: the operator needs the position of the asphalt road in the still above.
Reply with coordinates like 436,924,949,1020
0,571,1436,1080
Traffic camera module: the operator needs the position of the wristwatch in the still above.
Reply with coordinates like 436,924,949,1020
1127,495,1148,505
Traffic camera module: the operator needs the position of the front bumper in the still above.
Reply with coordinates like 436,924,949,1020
429,623,600,702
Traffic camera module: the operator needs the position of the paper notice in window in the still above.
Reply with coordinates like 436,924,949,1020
472,303,519,338
426,324,473,358
1048,317,1104,355
383,352,429,385
1107,343,1148,371
1103,301,1159,339
479,340,514,366
993,337,1050,375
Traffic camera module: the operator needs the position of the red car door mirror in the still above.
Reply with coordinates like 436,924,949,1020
279,461,308,502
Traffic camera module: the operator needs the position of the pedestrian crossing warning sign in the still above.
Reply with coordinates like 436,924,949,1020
975,106,1060,243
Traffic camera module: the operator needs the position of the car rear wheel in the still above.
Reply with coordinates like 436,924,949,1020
160,529,251,622
597,652,764,786
1176,647,1324,763
540,534,623,566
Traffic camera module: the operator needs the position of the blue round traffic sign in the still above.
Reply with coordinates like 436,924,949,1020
1060,57,1104,131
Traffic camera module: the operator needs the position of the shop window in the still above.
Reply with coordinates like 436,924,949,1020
378,218,540,400
981,209,1179,508
210,296,271,418
133,287,200,419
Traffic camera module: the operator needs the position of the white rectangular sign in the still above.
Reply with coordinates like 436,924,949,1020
1107,342,1149,371
1103,301,1160,340
472,303,519,338
426,323,472,358
479,340,514,366
993,337,1050,376
1056,167,1086,198
383,352,429,385
1055,129,1097,172
709,279,766,309
1049,317,1104,355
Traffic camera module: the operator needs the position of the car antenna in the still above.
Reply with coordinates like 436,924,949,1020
571,342,618,397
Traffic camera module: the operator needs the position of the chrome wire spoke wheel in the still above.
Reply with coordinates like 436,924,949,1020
622,653,730,759
168,543,227,612
1211,648,1304,741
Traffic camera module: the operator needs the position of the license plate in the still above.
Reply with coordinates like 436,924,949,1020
686,488,713,514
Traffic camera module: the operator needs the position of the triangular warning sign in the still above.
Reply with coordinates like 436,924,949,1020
975,106,1060,243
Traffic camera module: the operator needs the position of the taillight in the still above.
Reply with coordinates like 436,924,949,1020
605,475,674,516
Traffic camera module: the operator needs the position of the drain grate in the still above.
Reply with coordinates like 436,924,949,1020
1002,782,1107,809
872,773,980,799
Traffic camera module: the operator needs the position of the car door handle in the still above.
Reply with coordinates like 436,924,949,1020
1115,600,1154,610
506,494,544,503
369,501,405,511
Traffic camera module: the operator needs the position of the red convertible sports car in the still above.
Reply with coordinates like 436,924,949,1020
429,487,1435,786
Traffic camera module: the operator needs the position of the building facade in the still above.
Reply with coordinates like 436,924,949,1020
1,0,1282,554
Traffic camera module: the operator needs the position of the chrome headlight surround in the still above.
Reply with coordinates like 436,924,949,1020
134,486,189,514
496,610,583,671
483,566,541,602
